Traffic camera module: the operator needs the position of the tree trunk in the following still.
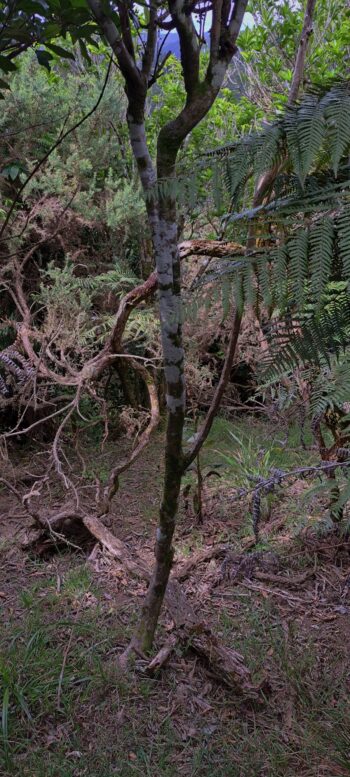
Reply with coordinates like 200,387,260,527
124,109,186,653
85,0,249,655
134,202,186,654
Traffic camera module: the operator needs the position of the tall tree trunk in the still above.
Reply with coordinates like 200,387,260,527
124,106,186,653
133,174,186,653
86,0,249,655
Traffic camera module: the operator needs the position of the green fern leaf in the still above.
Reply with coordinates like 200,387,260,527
324,86,350,176
288,228,309,308
309,218,334,306
337,205,350,281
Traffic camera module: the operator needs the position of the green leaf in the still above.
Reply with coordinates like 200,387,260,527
79,39,91,63
309,218,334,306
14,689,32,723
35,49,54,70
2,686,9,743
337,206,350,281
0,55,18,74
0,79,10,90
16,0,46,12
1,164,21,180
45,42,75,60
326,89,350,177
42,22,61,37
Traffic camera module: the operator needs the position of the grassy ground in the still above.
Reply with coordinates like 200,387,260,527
1,417,350,777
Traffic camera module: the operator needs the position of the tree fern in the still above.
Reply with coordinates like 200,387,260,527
254,123,284,178
256,253,272,310
309,217,334,307
336,205,350,282
271,246,288,310
323,84,350,177
261,295,350,384
224,144,252,205
297,95,326,183
311,355,350,415
287,227,309,308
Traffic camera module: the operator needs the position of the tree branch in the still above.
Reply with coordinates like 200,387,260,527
288,0,317,106
142,0,158,79
183,308,242,470
87,0,141,88
168,0,200,98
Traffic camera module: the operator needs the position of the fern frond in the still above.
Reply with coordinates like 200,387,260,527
0,352,26,383
261,295,350,385
224,144,252,202
324,84,350,176
309,217,334,307
337,205,350,281
254,122,284,178
288,228,309,308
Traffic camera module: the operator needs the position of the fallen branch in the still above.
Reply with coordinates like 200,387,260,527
254,569,314,586
179,240,244,259
83,515,149,580
147,633,178,673
174,543,229,581
25,511,259,696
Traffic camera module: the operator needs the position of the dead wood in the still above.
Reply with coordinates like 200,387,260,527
82,515,149,580
165,580,260,698
147,633,179,673
254,569,314,586
216,550,280,586
23,511,93,555
179,240,244,259
174,543,230,581
23,513,261,697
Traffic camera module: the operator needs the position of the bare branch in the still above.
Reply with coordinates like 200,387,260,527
168,0,200,98
288,0,317,105
87,0,142,87
183,308,242,470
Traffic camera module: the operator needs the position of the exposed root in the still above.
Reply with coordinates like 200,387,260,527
146,634,179,673
25,513,260,697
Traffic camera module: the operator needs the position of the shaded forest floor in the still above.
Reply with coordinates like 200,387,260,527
1,418,350,777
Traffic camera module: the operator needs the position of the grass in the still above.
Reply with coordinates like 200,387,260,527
182,414,326,543
2,553,350,777
1,418,350,776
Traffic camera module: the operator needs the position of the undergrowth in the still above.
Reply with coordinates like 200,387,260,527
1,419,349,777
